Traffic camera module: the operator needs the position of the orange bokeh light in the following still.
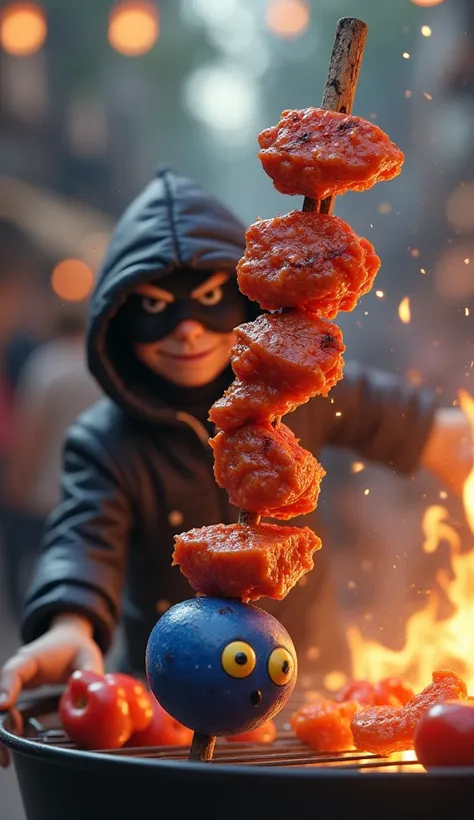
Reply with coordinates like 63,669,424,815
409,0,445,6
51,259,94,302
0,2,47,56
108,0,159,57
266,0,309,39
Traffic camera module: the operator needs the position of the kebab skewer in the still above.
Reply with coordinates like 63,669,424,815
145,16,404,763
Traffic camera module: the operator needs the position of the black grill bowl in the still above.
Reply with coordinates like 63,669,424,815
2,693,474,820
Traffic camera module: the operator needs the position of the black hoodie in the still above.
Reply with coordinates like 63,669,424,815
21,167,437,680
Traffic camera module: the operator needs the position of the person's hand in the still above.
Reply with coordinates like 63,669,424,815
0,613,104,711
420,406,473,496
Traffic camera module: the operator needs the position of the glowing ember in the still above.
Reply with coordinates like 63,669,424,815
398,296,411,324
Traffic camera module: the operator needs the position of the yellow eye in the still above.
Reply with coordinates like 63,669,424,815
268,647,295,686
221,641,256,679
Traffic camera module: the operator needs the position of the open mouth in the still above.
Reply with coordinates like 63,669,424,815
250,690,262,706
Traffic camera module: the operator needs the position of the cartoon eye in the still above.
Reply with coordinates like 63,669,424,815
221,641,256,679
268,647,295,686
141,296,167,314
197,287,223,306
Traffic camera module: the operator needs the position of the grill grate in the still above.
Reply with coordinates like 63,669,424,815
23,712,425,773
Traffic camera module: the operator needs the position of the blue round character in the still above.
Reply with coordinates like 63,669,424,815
145,597,297,736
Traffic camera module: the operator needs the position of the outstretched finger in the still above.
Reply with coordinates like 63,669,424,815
0,654,39,709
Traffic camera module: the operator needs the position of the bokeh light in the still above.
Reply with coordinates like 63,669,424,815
51,258,95,302
265,0,309,40
183,65,257,145
409,0,444,6
435,246,474,301
108,0,159,57
0,2,47,56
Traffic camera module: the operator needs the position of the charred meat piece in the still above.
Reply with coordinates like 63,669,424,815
231,309,345,393
209,378,295,432
209,310,344,431
291,698,362,752
172,521,321,602
237,211,380,318
258,107,404,200
350,669,468,756
210,421,326,520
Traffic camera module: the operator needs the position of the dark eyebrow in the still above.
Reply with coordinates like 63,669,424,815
191,272,229,299
134,283,175,303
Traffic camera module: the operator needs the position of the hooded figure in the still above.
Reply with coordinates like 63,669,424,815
19,167,436,684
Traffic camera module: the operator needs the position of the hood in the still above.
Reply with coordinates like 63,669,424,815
86,166,247,422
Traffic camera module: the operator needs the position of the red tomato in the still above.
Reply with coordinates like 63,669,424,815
59,670,132,750
334,679,376,706
124,697,193,747
373,677,415,707
226,719,277,743
105,674,153,732
414,699,474,769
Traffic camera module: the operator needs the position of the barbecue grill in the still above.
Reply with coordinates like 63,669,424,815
1,691,473,820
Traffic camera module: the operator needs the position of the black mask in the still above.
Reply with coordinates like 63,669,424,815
120,269,248,343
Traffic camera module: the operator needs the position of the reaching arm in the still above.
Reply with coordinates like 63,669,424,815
321,361,437,473
0,415,133,707
317,361,471,494
21,416,133,651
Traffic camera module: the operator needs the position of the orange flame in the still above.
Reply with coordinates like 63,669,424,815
344,390,474,692
459,389,474,536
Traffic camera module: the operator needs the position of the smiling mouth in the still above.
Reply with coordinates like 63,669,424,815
160,347,217,363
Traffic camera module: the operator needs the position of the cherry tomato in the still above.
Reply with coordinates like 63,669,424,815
414,699,474,769
334,679,375,706
105,673,154,732
124,697,193,747
226,719,277,743
59,670,132,750
373,677,415,707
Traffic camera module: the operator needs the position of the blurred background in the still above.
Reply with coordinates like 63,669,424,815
0,0,473,812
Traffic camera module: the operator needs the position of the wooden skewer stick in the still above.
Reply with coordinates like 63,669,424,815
302,16,368,216
238,508,260,525
237,19,367,528
188,731,216,762
191,16,368,763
